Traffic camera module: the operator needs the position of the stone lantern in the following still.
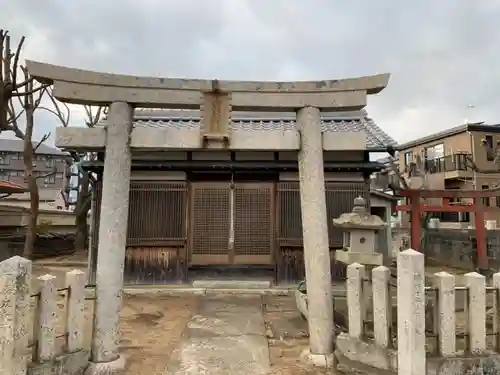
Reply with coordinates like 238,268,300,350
333,196,387,266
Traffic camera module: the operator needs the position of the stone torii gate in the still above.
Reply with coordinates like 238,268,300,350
26,60,389,373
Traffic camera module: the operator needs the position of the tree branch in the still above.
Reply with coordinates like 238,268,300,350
35,170,56,180
11,81,46,97
11,35,25,89
2,30,11,87
33,133,50,153
84,105,103,127
465,155,500,174
0,30,5,84
45,86,70,127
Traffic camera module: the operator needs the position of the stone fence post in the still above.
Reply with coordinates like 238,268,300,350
465,272,486,354
432,272,456,357
0,256,31,375
372,266,391,348
397,249,425,375
66,269,86,353
35,274,57,362
346,263,365,339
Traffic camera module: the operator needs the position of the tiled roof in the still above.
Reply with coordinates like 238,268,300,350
109,109,397,149
0,180,27,193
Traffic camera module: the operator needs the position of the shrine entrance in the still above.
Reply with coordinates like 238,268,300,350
190,181,274,265
25,58,391,364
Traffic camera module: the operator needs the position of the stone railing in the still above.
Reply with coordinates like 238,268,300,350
0,256,94,375
336,249,500,375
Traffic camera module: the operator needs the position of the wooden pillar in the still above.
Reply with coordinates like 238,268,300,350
410,192,422,250
473,197,488,272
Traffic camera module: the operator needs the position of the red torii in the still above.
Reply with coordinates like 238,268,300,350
395,186,500,271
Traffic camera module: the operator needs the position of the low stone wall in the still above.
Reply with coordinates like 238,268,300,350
336,335,500,375
0,256,92,375
335,249,500,375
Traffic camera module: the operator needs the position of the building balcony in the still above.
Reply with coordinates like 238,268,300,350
405,153,473,180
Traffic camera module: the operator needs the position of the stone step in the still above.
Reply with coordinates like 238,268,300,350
192,279,272,289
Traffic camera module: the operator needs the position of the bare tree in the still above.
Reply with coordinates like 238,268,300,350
1,30,51,259
466,147,500,174
43,91,105,251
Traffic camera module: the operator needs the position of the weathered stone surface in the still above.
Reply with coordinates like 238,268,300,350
346,263,365,339
337,337,500,375
372,266,391,348
465,272,487,354
397,249,426,375
91,102,133,365
332,196,386,230
433,271,456,357
427,354,500,375
26,60,389,109
164,295,270,375
84,354,125,375
0,256,31,375
297,106,334,355
263,295,299,312
323,131,367,151
198,295,262,314
36,274,58,361
187,311,265,337
336,333,396,371
66,270,86,352
165,335,270,375
336,250,383,266
56,127,105,149
0,269,17,375
28,349,89,375
265,310,308,339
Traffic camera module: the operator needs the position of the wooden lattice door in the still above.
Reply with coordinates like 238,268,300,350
190,182,231,264
234,183,274,264
189,181,274,265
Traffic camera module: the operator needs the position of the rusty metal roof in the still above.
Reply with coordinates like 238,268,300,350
0,180,27,194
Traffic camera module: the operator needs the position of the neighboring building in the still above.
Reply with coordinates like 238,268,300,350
80,109,398,285
395,122,500,225
0,138,68,208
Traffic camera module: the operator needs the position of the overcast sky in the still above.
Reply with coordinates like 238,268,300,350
2,0,500,146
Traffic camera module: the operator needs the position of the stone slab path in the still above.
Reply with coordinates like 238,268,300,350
163,295,271,375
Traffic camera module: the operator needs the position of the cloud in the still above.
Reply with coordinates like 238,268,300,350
2,0,500,145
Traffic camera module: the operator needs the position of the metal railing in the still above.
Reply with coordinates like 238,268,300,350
423,153,470,174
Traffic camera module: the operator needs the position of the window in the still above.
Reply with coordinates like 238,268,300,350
424,143,444,160
0,154,10,165
0,171,10,180
45,158,56,168
11,153,22,160
44,174,56,184
482,185,490,206
485,135,495,161
404,151,413,166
